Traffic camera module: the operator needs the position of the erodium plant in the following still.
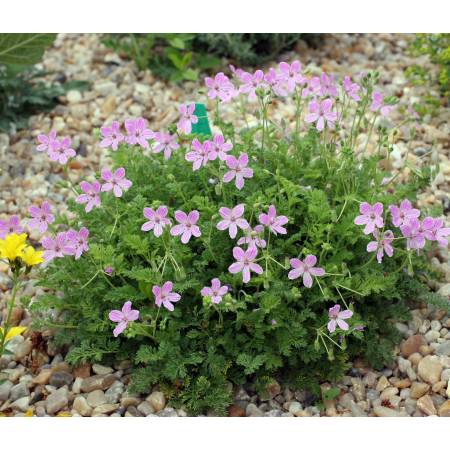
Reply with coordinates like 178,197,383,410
23,61,449,414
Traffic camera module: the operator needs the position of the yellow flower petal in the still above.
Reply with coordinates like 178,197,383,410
4,326,27,341
20,246,44,267
0,233,27,261
24,409,34,417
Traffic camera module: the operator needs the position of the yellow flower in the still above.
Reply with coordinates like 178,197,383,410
0,233,27,262
20,246,44,267
0,326,27,342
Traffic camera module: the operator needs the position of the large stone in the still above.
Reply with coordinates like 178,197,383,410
9,382,29,402
46,387,69,414
418,355,443,385
373,406,408,417
49,371,74,388
417,395,437,416
410,382,430,399
436,341,450,357
10,396,30,412
73,396,92,417
147,391,166,412
87,389,107,407
0,380,13,402
400,335,426,358
80,374,116,393
32,368,53,385
438,400,450,417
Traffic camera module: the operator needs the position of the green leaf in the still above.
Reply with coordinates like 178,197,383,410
323,386,341,401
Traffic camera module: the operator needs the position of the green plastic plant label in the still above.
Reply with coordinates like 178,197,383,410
192,103,212,137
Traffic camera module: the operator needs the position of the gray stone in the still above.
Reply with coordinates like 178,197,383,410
13,338,33,360
351,378,366,402
80,374,116,393
105,381,124,403
9,382,30,402
0,380,13,402
265,409,282,417
92,364,114,375
72,377,83,394
46,387,69,414
246,403,263,417
87,389,107,407
441,368,450,382
147,391,166,412
436,341,450,357
157,407,178,417
424,330,440,343
10,396,30,412
137,401,155,416
49,371,74,388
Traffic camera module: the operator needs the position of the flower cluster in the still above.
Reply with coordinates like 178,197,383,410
42,227,89,262
0,232,43,267
36,131,76,164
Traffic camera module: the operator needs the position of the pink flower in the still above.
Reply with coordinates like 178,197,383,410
327,305,353,333
217,204,249,239
305,99,338,131
239,70,266,101
109,301,139,337
237,225,267,249
41,232,75,262
170,210,201,244
36,130,58,153
153,132,179,160
141,206,171,237
104,266,114,276
319,73,338,97
153,281,181,311
288,255,325,288
101,167,132,198
259,205,288,235
66,227,89,260
370,91,394,117
99,121,124,151
0,215,24,239
228,246,263,283
76,180,102,213
354,202,384,235
185,139,212,171
205,72,236,103
201,278,228,304
343,76,361,101
177,103,198,134
28,201,54,233
124,118,154,149
400,218,426,250
223,153,253,190
47,136,76,164
278,61,306,93
366,230,394,263
423,218,450,247
389,199,420,227
210,134,233,161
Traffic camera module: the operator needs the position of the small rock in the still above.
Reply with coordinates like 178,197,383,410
380,387,399,401
94,80,116,96
417,394,437,415
376,375,391,392
351,378,366,402
157,407,178,417
10,396,30,412
13,338,33,360
93,403,119,415
246,403,263,417
49,371,74,388
0,380,13,401
288,401,303,416
362,372,377,388
46,387,69,414
73,363,91,378
373,406,408,417
393,379,411,389
66,90,82,103
32,368,53,385
73,396,93,417
438,400,450,416
147,391,166,412
80,374,116,393
432,381,446,393
424,330,440,343
87,389,107,407
92,364,114,375
120,395,140,408
105,381,124,403
410,382,430,399
436,341,450,357
400,334,426,357
9,382,29,402
418,355,443,385
228,404,246,417
137,401,155,416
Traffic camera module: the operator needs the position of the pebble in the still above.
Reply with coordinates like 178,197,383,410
380,387,399,401
288,401,303,416
46,387,69,414
86,389,107,407
66,90,82,104
49,371,74,388
436,341,450,356
0,380,13,401
246,403,264,417
105,381,124,403
147,391,166,412
9,382,30,402
120,395,140,408
157,407,178,417
418,355,443,385
424,330,440,343
13,338,33,360
80,374,116,393
137,401,155,416
32,368,53,385
373,406,408,417
73,396,93,416
228,404,246,417
438,400,450,416
93,403,119,415
417,394,437,415
72,377,83,394
73,363,91,378
410,382,430,399
376,376,391,391
92,364,114,375
10,396,30,412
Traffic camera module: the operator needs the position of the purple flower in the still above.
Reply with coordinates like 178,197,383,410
400,218,426,250
48,137,76,164
278,61,306,93
237,225,267,250
185,139,212,171
66,227,89,260
288,255,325,288
423,217,450,247
389,199,420,227
201,278,228,304
305,98,338,131
141,206,171,237
41,232,75,262
153,281,181,311
109,301,139,337
239,70,266,101
370,91,394,117
205,72,236,103
343,76,361,101
327,305,353,333
36,130,58,153
228,246,263,283
124,118,154,149
354,202,384,235
28,201,54,233
100,121,124,151
76,180,102,213
366,230,394,263
217,204,249,239
177,103,198,135
319,72,338,97
259,205,288,236
101,167,132,198
170,210,201,244
223,153,253,190
0,215,24,239
104,266,114,276
153,132,179,160
209,134,233,161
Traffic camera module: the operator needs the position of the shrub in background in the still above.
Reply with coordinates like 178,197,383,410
23,62,449,415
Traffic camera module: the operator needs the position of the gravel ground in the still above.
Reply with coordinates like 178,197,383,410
0,33,449,416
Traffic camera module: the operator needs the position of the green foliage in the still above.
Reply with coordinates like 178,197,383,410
34,70,446,415
406,34,450,114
